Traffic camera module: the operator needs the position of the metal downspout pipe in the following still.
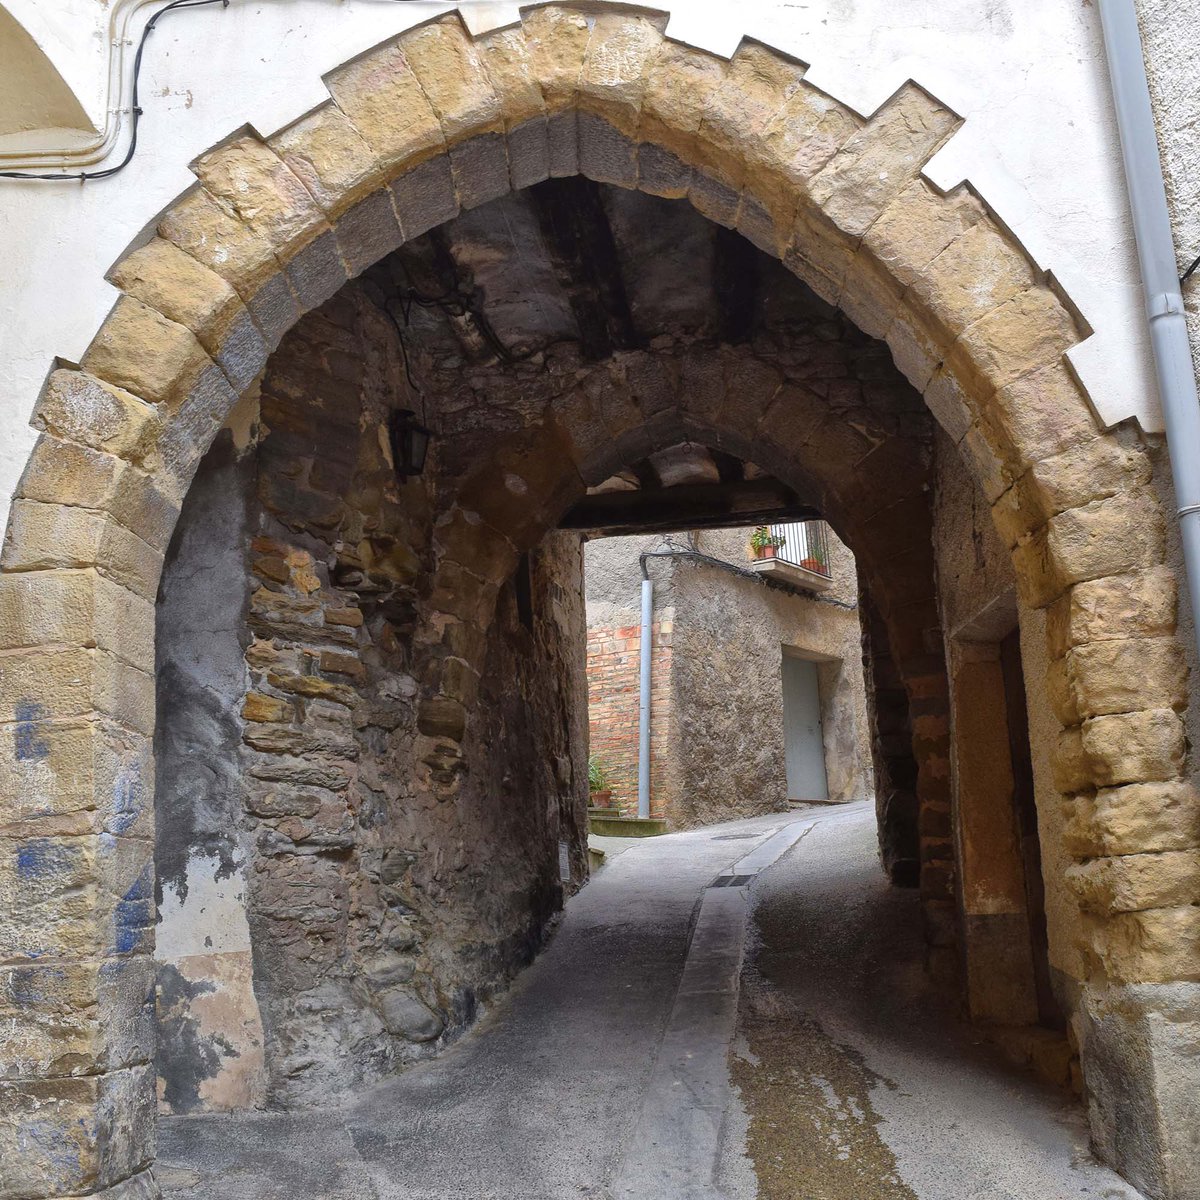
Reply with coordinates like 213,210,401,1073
1099,0,1200,648
637,571,653,820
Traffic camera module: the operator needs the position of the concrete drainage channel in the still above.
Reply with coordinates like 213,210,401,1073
611,819,817,1199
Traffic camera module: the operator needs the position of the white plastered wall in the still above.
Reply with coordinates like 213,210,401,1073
0,0,1177,540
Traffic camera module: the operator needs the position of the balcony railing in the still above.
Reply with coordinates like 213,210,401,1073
770,520,832,576
747,519,834,590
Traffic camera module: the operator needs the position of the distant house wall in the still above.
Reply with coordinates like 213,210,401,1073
583,527,873,828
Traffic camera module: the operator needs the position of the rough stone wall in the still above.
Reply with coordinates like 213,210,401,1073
154,287,590,1112
669,528,871,827
859,582,921,887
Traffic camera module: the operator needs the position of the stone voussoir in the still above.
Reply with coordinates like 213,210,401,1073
34,370,158,466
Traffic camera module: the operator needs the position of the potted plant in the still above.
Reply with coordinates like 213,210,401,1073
749,526,785,560
798,545,827,574
588,754,614,808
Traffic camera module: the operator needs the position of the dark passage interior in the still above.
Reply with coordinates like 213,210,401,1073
153,179,1058,1119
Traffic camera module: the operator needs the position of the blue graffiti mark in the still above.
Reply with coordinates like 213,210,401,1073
113,863,155,955
20,1119,83,1183
4,965,63,1007
15,838,75,880
14,700,50,761
108,762,143,836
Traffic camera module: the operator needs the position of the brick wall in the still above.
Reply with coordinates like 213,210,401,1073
586,616,674,819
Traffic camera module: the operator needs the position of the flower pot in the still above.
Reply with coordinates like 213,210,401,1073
754,545,778,560
799,557,824,573
590,789,614,808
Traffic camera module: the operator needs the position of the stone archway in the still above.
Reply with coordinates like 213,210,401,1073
0,7,1192,1198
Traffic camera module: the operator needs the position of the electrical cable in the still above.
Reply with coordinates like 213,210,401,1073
0,0,438,182
0,0,230,181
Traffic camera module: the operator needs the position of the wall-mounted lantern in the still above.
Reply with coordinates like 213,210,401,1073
389,408,432,478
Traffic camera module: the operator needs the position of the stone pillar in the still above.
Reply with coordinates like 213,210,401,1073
0,568,160,1199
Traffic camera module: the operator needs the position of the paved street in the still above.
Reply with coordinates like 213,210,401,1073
157,802,1143,1199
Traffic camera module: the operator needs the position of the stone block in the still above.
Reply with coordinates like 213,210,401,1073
0,646,153,738
391,154,459,241
158,184,280,297
194,134,328,259
416,696,466,742
640,40,727,169
922,367,974,444
809,84,958,240
109,237,250,367
755,82,861,212
270,101,385,218
688,169,740,228
0,569,153,675
698,42,808,198
861,179,986,290
326,41,444,177
578,11,664,136
0,955,155,1078
400,16,503,142
245,272,303,350
0,1066,155,1198
736,190,791,260
1081,708,1186,788
151,364,238,501
242,692,292,723
477,25,545,129
0,833,153,962
949,285,1080,399
506,116,551,191
1081,982,1200,1198
837,247,907,340
987,361,1100,477
1091,908,1200,984
334,188,406,278
1066,636,1187,718
265,669,357,709
33,370,157,465
879,298,943,388
636,139,692,199
0,716,153,839
1067,849,1200,914
994,439,1152,547
374,985,444,1041
1064,782,1200,858
448,132,512,211
578,112,638,188
2,501,163,603
545,109,579,178
283,229,349,313
16,435,181,552
1052,726,1089,795
81,296,211,408
1013,491,1167,609
522,5,592,115
1046,568,1177,657
907,221,1035,339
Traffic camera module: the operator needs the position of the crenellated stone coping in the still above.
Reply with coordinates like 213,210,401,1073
0,7,1193,1197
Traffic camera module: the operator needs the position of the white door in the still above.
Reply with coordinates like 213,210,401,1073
782,655,829,801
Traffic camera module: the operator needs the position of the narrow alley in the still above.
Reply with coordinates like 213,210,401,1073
155,803,1139,1200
